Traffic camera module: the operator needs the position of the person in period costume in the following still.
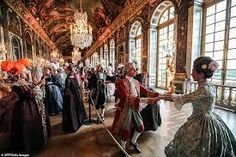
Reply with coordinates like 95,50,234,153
44,67,63,115
165,56,236,157
112,63,163,156
106,63,116,101
0,59,50,154
92,64,107,123
62,65,87,133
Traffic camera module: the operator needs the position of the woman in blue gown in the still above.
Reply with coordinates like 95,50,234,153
165,56,236,157
44,67,63,115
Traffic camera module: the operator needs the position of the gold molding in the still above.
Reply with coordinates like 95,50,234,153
4,0,57,51
174,72,187,80
83,0,150,59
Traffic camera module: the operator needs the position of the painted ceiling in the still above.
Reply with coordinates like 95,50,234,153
23,0,126,55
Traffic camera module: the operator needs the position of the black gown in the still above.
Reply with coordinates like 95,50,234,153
9,85,50,154
134,74,162,131
62,76,87,133
140,103,162,131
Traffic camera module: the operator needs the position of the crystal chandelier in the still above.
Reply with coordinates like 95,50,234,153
51,50,59,59
70,0,92,49
72,47,81,62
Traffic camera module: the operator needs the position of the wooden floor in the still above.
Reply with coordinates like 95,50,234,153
34,99,236,157
1,98,235,157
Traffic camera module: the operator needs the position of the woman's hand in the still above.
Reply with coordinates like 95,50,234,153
162,94,174,101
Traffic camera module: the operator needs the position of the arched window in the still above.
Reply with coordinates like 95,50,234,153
110,39,115,69
94,52,98,67
149,1,175,88
100,47,103,63
25,32,32,58
203,0,236,86
104,44,109,67
129,21,142,72
11,36,22,60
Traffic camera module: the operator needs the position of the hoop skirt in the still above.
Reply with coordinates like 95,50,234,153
165,84,236,157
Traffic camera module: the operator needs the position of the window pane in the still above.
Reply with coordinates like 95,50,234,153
232,0,236,7
231,6,236,17
169,7,174,19
205,52,213,58
207,5,215,16
226,69,236,80
214,41,224,50
215,21,225,31
205,43,214,51
169,24,174,31
216,11,226,22
229,27,236,38
216,60,223,69
170,7,174,15
230,17,236,27
228,38,236,49
160,17,165,23
206,24,215,34
211,79,222,85
227,59,236,69
215,31,225,41
206,15,215,25
227,49,236,59
205,34,214,42
212,69,222,79
216,1,226,12
214,51,224,60
225,79,236,86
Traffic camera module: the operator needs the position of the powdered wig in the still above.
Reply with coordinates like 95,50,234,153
123,62,135,76
96,64,103,73
193,56,219,78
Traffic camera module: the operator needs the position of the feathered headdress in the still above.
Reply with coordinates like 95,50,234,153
1,61,14,72
13,61,26,75
1,58,30,75
16,58,31,67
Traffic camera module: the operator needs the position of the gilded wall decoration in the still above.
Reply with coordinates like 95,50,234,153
9,12,21,36
4,0,57,50
117,27,126,45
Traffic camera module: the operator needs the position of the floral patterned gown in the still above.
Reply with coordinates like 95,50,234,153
165,83,236,157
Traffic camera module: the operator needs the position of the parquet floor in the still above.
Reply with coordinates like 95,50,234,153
34,99,235,157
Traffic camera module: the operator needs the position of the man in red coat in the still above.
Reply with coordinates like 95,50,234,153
112,63,162,156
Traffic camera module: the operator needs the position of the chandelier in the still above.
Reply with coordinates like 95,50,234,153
72,47,81,63
51,50,59,59
70,0,92,49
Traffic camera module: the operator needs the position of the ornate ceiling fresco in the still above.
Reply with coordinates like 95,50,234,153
22,0,126,55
